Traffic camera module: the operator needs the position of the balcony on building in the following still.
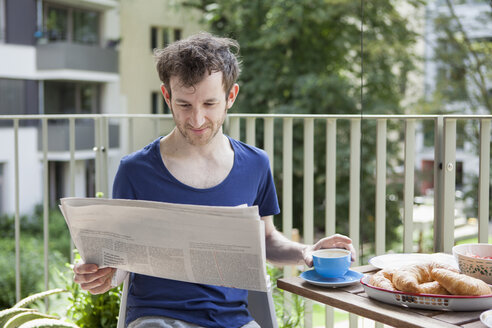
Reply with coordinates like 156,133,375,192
35,0,119,75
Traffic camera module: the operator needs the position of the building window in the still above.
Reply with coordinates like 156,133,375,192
151,27,158,50
45,81,100,114
151,27,182,50
45,6,68,42
44,4,100,45
162,28,169,47
174,29,181,41
163,97,170,114
151,92,159,114
0,79,25,115
152,92,170,114
73,9,99,44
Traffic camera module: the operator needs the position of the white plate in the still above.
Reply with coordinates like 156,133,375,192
481,309,492,328
369,253,458,270
300,269,364,288
361,275,492,311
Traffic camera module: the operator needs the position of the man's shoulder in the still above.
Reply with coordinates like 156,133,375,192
228,136,270,165
120,137,160,167
229,137,268,156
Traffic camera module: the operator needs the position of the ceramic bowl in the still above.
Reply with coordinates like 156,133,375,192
312,248,351,278
452,243,492,284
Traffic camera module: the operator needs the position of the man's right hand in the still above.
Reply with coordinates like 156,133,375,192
73,263,116,295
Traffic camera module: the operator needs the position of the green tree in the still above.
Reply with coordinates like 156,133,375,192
430,0,492,112
186,0,423,255
425,0,492,218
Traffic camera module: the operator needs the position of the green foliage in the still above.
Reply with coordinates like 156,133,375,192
0,289,78,328
0,206,72,310
0,237,68,310
64,254,121,328
430,0,492,112
187,0,419,258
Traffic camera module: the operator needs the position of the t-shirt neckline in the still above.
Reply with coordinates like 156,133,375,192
154,135,236,192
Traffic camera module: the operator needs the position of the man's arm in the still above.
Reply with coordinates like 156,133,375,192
262,216,356,267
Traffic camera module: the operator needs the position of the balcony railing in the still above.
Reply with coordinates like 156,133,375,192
36,42,119,73
0,113,490,328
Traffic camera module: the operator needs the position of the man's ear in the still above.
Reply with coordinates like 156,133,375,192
226,83,240,110
161,84,171,108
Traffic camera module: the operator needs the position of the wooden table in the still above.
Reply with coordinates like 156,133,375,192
277,265,487,328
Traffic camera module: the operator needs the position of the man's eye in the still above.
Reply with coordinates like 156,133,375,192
205,103,216,107
178,104,191,108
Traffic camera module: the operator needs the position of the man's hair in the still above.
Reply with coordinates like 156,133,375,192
154,32,241,98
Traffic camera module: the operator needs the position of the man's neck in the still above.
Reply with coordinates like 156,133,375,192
159,127,235,189
162,127,230,159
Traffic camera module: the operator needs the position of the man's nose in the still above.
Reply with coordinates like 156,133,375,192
190,108,206,127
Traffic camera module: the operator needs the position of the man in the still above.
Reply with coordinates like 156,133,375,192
73,32,355,328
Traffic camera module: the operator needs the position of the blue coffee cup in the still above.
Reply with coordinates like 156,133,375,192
312,248,351,278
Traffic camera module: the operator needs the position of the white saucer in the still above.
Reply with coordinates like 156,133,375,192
300,269,364,288
481,309,492,328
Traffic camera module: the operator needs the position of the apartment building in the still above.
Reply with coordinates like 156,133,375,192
0,0,121,214
0,0,205,215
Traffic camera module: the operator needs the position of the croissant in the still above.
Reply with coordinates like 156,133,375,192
431,268,491,296
391,262,457,294
417,281,449,295
370,270,396,291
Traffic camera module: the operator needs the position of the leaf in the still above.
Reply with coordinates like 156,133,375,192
17,318,80,328
4,312,58,328
0,308,37,327
13,289,66,309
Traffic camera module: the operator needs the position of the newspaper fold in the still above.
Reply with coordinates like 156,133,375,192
60,197,268,292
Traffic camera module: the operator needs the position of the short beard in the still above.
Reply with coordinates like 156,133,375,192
169,103,227,146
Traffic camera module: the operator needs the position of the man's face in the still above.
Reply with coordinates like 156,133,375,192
162,72,238,146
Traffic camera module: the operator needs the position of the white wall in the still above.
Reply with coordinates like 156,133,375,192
0,127,43,215
0,44,37,79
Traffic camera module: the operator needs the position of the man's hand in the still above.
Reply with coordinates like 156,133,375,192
302,234,356,267
73,263,116,295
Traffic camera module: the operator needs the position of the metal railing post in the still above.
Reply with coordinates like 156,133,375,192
349,119,361,260
303,118,314,328
41,118,49,310
375,119,387,255
442,118,457,253
478,119,491,243
94,117,101,195
264,118,274,171
433,116,444,252
13,119,21,303
101,116,110,197
69,118,76,263
229,116,240,141
403,120,416,253
282,118,294,315
246,117,256,146
325,119,337,328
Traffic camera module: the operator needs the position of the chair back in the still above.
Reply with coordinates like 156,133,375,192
116,277,278,328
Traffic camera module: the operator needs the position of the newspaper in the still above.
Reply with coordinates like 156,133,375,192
60,197,268,292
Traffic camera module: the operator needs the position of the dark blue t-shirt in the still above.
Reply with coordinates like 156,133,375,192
112,136,280,328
